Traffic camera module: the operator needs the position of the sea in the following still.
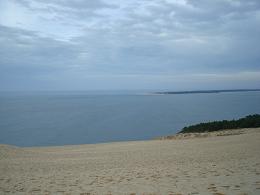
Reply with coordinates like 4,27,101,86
1,90,260,147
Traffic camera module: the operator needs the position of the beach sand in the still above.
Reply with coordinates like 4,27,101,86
1,128,260,195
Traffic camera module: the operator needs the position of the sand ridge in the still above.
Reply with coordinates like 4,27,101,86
0,128,260,194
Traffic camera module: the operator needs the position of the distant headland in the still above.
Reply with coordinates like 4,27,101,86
154,89,260,95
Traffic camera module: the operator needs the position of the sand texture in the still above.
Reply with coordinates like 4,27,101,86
1,128,260,195
156,128,255,140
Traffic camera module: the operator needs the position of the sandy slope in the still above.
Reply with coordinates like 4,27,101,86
0,128,260,195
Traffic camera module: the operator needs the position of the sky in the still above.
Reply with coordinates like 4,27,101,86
0,0,260,91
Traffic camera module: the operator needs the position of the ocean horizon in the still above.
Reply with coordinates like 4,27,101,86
1,90,260,147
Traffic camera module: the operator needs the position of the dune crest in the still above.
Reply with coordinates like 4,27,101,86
1,129,260,194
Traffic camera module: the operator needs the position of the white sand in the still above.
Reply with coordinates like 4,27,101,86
1,128,260,195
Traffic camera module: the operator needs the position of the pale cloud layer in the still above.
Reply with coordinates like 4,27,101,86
0,0,260,90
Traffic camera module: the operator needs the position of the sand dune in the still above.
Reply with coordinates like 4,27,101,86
1,128,260,194
156,128,258,140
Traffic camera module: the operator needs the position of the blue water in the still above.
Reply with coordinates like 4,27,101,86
0,91,260,147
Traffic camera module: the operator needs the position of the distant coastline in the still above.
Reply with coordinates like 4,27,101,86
154,89,260,95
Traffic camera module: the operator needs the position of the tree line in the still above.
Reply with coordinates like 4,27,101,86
179,114,260,133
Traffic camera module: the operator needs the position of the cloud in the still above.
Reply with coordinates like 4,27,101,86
11,0,118,21
0,0,260,90
0,25,78,72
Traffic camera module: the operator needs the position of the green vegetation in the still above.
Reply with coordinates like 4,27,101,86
179,114,260,133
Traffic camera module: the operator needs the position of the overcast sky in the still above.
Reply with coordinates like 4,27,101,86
0,0,260,91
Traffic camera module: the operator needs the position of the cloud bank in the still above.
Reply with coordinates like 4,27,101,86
0,0,260,90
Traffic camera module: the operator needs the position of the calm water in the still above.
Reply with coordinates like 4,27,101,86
1,91,260,147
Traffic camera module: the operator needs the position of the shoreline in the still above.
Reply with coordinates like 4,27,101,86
1,128,260,194
1,127,258,149
153,89,260,95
